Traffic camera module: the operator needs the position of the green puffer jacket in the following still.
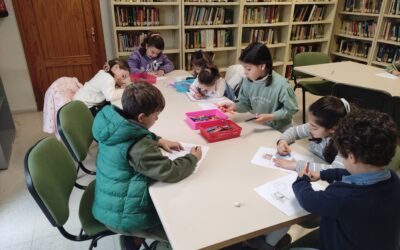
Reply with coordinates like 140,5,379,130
92,105,160,231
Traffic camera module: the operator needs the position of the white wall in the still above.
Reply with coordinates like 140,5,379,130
0,0,114,112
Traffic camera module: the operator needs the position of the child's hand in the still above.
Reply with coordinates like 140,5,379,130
310,171,320,182
255,113,274,124
298,163,311,178
217,102,236,113
193,87,205,99
392,70,400,76
158,139,183,153
272,158,296,170
155,70,165,77
190,146,202,161
277,140,291,155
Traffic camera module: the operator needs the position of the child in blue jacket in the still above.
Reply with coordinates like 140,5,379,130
293,109,400,250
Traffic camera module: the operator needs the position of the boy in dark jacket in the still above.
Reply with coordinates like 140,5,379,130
92,83,202,249
293,109,400,250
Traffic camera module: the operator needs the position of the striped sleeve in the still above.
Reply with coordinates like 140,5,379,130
278,123,310,144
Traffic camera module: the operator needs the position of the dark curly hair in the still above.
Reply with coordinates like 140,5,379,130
198,64,220,86
139,33,165,57
333,109,397,167
121,83,165,120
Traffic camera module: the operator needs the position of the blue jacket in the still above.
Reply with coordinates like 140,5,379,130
293,168,400,250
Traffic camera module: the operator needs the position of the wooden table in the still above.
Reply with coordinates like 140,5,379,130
114,70,323,250
294,61,400,96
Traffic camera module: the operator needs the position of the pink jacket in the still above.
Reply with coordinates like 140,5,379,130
43,77,83,136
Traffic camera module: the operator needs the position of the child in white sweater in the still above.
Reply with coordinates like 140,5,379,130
74,58,130,116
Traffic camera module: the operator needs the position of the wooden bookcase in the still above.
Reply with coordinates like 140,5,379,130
329,0,400,69
109,0,338,77
110,0,182,68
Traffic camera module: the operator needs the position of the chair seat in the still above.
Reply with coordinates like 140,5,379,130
79,181,109,236
299,80,334,96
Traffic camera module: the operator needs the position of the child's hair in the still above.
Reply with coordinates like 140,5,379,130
333,109,397,167
309,96,354,163
239,42,273,85
104,58,130,76
139,33,165,56
198,64,220,86
191,50,214,68
121,83,165,121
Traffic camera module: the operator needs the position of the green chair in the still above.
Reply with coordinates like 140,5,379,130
24,137,115,249
57,100,95,189
293,52,334,123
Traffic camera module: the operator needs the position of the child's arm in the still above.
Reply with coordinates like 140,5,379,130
235,79,252,112
100,80,124,102
279,124,310,144
158,54,174,74
128,51,143,73
292,175,345,216
320,168,350,183
386,62,400,76
295,154,345,173
129,139,198,183
273,85,299,122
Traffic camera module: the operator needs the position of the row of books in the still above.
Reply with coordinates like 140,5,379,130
388,0,400,15
243,6,281,24
293,5,326,22
381,21,400,41
339,20,377,38
290,24,324,40
184,7,234,26
376,44,400,63
184,29,233,49
242,28,280,45
114,6,160,27
285,65,293,79
342,0,382,13
117,32,148,52
290,44,321,60
336,38,371,58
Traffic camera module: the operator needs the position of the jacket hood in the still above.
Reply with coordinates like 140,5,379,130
92,105,153,146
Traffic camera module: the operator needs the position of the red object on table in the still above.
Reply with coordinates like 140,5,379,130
130,72,157,84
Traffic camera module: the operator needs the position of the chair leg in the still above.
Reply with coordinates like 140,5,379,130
79,162,96,175
302,88,306,123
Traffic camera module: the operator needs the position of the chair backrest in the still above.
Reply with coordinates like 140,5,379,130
293,52,329,79
225,64,245,89
25,137,77,227
57,100,94,162
332,83,392,113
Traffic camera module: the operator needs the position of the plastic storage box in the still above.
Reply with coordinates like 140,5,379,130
199,120,242,143
130,72,157,84
185,109,228,130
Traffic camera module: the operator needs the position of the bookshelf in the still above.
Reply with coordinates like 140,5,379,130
372,0,400,67
331,0,386,65
109,0,339,77
110,0,182,68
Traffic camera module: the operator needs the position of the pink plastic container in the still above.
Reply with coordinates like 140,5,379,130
130,72,157,84
185,109,228,130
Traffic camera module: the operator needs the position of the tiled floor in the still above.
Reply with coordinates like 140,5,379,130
0,91,319,250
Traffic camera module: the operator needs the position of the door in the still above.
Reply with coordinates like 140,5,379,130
13,0,106,110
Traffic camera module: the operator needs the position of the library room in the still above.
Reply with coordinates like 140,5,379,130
0,0,399,249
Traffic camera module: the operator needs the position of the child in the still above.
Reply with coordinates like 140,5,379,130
128,33,174,76
293,109,400,250
220,42,298,132
189,64,235,101
91,83,202,249
189,50,214,77
73,58,130,116
274,96,351,173
386,61,400,76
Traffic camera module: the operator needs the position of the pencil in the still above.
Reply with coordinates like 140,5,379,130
244,117,257,122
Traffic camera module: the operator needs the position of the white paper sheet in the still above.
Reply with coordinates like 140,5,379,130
162,142,209,173
186,91,228,103
375,72,399,79
251,147,316,174
255,174,325,216
197,100,234,110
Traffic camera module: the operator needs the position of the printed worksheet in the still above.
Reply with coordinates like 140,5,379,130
185,91,227,103
251,147,316,174
375,72,399,79
162,142,209,173
197,99,233,110
255,173,325,216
